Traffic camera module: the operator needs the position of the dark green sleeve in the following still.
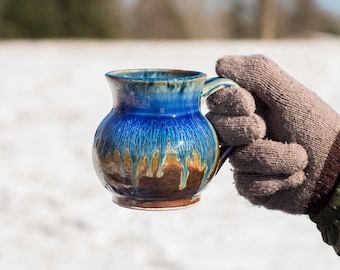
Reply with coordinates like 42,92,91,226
310,181,340,255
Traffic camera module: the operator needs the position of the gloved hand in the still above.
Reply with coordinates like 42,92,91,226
206,55,340,215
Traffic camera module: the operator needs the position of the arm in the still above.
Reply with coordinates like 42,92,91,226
207,54,340,254
311,175,340,255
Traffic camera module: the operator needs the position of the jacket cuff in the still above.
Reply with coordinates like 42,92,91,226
310,175,340,255
307,130,340,214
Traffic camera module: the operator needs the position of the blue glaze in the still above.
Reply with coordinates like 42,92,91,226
93,69,237,208
94,69,218,189
94,110,218,189
106,69,206,116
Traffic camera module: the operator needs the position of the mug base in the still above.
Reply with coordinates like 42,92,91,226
112,194,200,210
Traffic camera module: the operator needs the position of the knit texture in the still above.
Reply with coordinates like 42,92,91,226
207,55,340,214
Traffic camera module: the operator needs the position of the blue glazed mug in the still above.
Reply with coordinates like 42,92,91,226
93,69,238,210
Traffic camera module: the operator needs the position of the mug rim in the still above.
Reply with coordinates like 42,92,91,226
105,68,207,83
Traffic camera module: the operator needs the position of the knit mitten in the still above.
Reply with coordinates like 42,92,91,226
206,55,340,215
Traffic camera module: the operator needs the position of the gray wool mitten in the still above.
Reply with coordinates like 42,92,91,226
206,55,340,215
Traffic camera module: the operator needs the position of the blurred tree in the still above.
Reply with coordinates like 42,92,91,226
259,0,277,39
0,0,58,37
276,0,340,37
129,0,188,39
0,0,123,38
288,0,316,36
222,0,339,39
0,0,338,39
224,0,261,39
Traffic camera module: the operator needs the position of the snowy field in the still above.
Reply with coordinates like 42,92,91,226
1,39,340,270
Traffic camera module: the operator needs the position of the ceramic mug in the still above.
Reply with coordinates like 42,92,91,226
92,69,238,210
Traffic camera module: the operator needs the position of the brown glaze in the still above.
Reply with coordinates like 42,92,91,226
97,149,217,209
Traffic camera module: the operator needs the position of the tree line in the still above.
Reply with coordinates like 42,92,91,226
0,0,339,39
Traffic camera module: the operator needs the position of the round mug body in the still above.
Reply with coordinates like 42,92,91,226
93,69,236,210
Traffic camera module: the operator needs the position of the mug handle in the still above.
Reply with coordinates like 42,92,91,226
201,77,239,173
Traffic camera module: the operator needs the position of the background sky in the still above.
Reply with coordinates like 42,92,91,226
316,0,340,14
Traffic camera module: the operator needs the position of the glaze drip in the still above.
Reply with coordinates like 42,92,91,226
94,110,218,190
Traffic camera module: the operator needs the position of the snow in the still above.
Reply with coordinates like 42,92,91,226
1,39,340,269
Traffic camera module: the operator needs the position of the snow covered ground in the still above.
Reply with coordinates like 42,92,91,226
1,39,340,270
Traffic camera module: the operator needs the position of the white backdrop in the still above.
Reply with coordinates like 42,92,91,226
1,39,340,269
